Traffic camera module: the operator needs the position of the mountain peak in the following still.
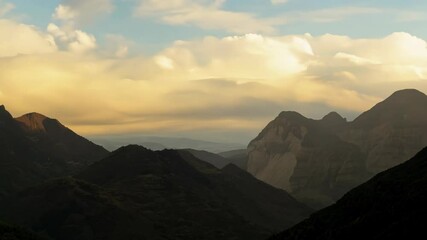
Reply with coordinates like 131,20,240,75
0,105,14,123
352,89,427,128
388,88,426,99
115,144,150,153
15,112,53,132
278,111,308,122
322,111,346,123
381,89,427,105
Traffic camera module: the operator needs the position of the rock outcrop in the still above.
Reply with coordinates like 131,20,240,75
247,89,427,208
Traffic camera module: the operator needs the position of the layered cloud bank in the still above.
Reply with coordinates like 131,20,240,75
0,15,426,140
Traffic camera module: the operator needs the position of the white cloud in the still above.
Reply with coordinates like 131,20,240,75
53,0,114,24
0,20,57,57
149,34,313,80
155,55,175,70
0,1,14,16
47,23,97,53
53,4,77,21
68,30,97,53
136,0,277,33
334,52,381,65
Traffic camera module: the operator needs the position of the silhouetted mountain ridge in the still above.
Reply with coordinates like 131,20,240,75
16,112,109,170
0,106,108,197
269,146,427,240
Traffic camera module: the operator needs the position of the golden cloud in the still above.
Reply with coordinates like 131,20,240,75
0,19,426,138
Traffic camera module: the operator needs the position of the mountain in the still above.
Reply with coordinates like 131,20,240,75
219,149,248,170
78,146,312,236
0,106,108,197
90,135,246,153
0,105,66,197
269,146,427,240
344,89,427,173
16,112,109,171
0,145,311,240
247,89,427,208
182,148,235,169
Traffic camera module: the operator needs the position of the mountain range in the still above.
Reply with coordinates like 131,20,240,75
1,88,427,239
0,145,311,240
0,106,311,240
90,135,246,153
247,89,427,208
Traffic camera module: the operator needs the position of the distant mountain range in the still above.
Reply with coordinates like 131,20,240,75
270,146,427,240
247,89,427,208
181,148,248,169
90,135,246,153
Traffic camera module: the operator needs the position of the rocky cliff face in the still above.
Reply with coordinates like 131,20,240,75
247,89,427,208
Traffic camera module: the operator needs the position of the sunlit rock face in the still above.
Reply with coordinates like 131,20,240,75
248,89,427,208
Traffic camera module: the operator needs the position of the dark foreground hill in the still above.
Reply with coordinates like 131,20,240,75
0,145,311,240
269,147,427,240
0,221,47,240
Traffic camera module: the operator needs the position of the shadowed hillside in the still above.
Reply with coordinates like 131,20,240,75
0,106,108,198
269,147,427,240
0,145,311,240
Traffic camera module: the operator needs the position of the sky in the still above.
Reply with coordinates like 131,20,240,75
1,0,427,144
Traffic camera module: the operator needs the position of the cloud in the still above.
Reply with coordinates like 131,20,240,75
53,0,113,24
395,11,426,22
1,23,427,141
47,23,97,53
151,34,314,79
102,35,131,58
135,0,277,33
0,1,14,16
0,20,57,57
53,4,77,21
